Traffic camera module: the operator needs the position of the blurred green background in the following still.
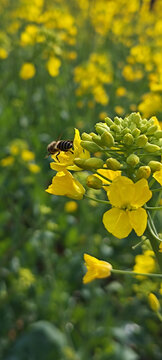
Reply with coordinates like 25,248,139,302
0,0,162,359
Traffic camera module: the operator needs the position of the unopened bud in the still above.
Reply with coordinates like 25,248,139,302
74,158,87,169
86,175,103,189
81,132,92,141
148,161,162,172
110,124,121,133
114,117,122,125
146,125,158,135
106,158,121,170
126,154,139,167
101,132,114,147
95,122,109,135
140,125,148,133
80,141,101,153
132,128,141,137
105,117,114,126
136,135,148,147
128,112,142,126
136,166,151,180
155,130,162,139
148,293,160,312
83,157,104,170
122,127,131,135
123,133,134,145
92,134,102,146
144,143,160,153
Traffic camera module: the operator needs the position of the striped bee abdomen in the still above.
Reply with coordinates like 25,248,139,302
57,140,73,151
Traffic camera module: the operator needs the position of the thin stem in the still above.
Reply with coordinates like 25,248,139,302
145,206,162,210
152,187,162,193
95,171,112,183
145,216,162,273
132,237,147,250
111,269,162,278
84,194,110,205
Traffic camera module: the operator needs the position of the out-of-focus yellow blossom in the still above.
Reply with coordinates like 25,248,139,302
21,150,35,161
20,25,38,46
18,268,35,289
103,176,152,239
114,106,125,115
133,250,155,279
116,87,127,97
10,144,20,155
46,170,85,200
46,57,61,77
19,63,36,80
138,93,162,118
77,101,84,108
148,293,160,312
159,243,162,253
1,156,15,167
87,101,94,109
99,112,107,120
0,47,8,59
153,168,162,185
83,253,112,284
129,104,137,111
92,85,109,105
67,51,77,60
28,163,40,173
64,201,78,213
122,65,143,81
50,128,90,172
160,284,162,295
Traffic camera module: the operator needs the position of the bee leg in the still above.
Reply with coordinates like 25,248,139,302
69,150,74,154
56,151,60,162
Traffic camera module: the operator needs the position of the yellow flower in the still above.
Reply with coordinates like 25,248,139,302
116,87,126,97
64,201,78,213
83,253,112,284
21,150,35,161
28,163,40,173
50,128,90,171
159,243,162,253
46,57,61,77
0,47,8,59
133,250,155,279
153,168,162,186
46,170,85,200
0,156,14,167
114,106,125,115
148,293,160,312
103,176,152,239
19,63,36,80
95,168,121,190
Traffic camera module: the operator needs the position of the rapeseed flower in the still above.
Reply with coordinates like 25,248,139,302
46,170,85,200
148,293,160,312
83,253,112,284
133,250,155,279
50,128,90,171
103,176,152,239
153,168,162,186
19,62,36,80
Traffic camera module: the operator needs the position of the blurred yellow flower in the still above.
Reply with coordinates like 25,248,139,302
99,112,107,120
46,57,61,77
148,293,160,312
19,63,36,80
133,250,155,279
10,144,20,155
83,253,112,284
159,243,162,253
114,106,125,115
21,150,35,161
46,170,85,200
28,163,40,173
64,201,78,213
138,93,162,118
19,268,35,289
1,156,14,167
116,87,126,97
0,47,8,59
103,176,152,239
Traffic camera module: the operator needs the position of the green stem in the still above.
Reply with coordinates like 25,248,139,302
95,171,112,183
152,187,162,193
84,194,110,205
145,214,162,273
145,206,162,210
111,269,162,278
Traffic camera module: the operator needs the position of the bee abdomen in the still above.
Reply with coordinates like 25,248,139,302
58,140,73,151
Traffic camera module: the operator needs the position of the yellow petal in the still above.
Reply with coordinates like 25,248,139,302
107,176,135,207
73,128,90,161
128,208,147,236
132,179,152,207
84,253,99,266
103,208,132,239
83,254,112,283
45,170,85,199
83,269,97,284
153,168,162,186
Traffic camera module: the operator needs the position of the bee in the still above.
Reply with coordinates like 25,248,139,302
47,140,73,161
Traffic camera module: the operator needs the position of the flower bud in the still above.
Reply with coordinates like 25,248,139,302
80,141,101,153
83,157,104,170
110,124,121,133
106,158,121,170
92,134,102,146
140,125,148,133
86,175,103,189
101,131,114,147
132,128,141,137
114,116,122,125
122,127,131,135
81,132,92,141
74,158,87,169
95,122,109,135
105,117,114,126
128,112,142,126
136,135,148,147
146,125,158,135
148,293,160,312
123,133,134,145
148,161,162,172
126,154,139,167
136,166,151,180
144,143,160,153
154,130,162,139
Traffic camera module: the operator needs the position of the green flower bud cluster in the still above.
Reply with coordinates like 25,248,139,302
79,112,162,180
